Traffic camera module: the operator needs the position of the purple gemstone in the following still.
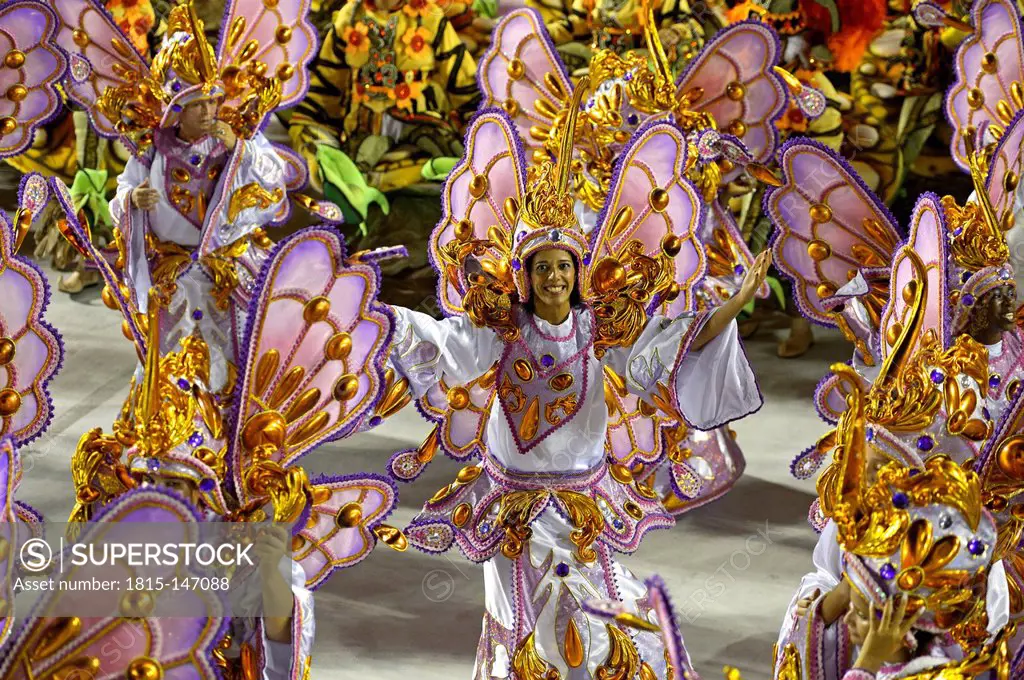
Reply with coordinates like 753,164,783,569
866,428,875,442
188,432,204,447
627,113,639,126
892,491,909,509
983,407,992,420
540,355,555,368
192,309,204,321
962,271,972,283
512,259,521,271
177,378,190,391
612,518,625,530
908,468,920,476
147,458,161,471
990,375,1002,388
583,252,592,265
968,538,985,556
879,563,896,580
190,154,201,165
916,435,934,452
549,229,561,242
555,562,570,577
190,251,199,262
962,294,975,306
172,104,182,112
953,227,962,236
624,72,633,81
199,478,216,493
930,369,944,383
171,81,182,92
369,415,383,428
734,264,745,275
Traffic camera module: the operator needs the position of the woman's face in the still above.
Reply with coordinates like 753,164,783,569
843,585,873,646
529,248,575,308
139,472,201,506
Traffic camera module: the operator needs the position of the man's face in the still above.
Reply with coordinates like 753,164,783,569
139,472,201,507
843,586,873,647
179,97,219,138
989,285,1018,333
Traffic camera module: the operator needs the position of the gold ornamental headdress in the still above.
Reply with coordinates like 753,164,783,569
511,76,593,303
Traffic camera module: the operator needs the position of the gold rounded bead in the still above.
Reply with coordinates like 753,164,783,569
303,296,331,323
902,280,918,304
0,338,14,365
808,203,832,223
725,81,745,100
623,500,643,520
0,389,20,416
982,52,998,74
886,321,903,347
548,373,573,391
456,465,482,483
5,85,26,103
126,657,162,680
452,503,472,527
72,30,89,48
469,174,488,199
264,0,280,7
649,187,670,213
101,285,120,310
815,283,837,299
325,332,352,361
3,50,24,69
454,218,474,241
276,63,294,81
806,239,831,261
661,233,682,257
727,120,747,137
275,26,293,44
1005,170,1019,195
506,58,525,80
609,464,633,484
337,502,363,528
968,87,985,109
0,117,17,135
447,385,471,410
120,592,156,618
171,167,191,183
513,358,534,381
333,374,360,401
502,98,520,117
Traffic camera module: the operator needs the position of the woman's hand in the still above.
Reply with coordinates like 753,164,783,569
738,250,772,306
854,595,921,673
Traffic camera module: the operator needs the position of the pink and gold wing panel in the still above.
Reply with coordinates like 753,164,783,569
878,193,950,362
700,202,768,303
0,175,63,447
477,8,572,153
430,110,526,316
0,489,226,680
294,473,398,590
946,0,1024,171
53,0,149,140
589,123,705,318
985,109,1024,233
0,1,66,158
676,21,787,178
217,0,318,116
230,228,396,504
766,139,901,328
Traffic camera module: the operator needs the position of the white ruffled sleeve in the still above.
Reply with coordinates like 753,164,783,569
389,306,503,398
600,311,762,430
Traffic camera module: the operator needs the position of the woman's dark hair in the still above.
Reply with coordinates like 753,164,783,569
522,250,583,314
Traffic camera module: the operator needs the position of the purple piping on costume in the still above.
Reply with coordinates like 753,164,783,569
764,137,902,329
984,107,1024,196
198,142,246,254
675,20,787,164
386,448,432,483
429,107,528,317
475,8,572,105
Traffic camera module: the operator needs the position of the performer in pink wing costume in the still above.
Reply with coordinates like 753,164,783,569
363,82,767,673
51,0,338,393
403,5,822,520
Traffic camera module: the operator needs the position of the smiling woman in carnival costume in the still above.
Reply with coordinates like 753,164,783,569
359,48,769,669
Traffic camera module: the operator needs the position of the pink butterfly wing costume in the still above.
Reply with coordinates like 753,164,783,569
472,8,792,515
51,0,321,392
374,108,761,677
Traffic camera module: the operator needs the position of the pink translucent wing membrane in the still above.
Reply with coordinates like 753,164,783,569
677,21,786,176
53,0,148,139
0,2,66,157
430,111,525,315
296,474,398,590
218,0,318,111
590,124,705,317
880,194,949,363
766,140,900,327
231,229,394,503
477,8,571,151
946,0,1024,170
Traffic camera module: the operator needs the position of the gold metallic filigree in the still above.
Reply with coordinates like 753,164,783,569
511,631,561,680
595,625,641,680
227,183,285,223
